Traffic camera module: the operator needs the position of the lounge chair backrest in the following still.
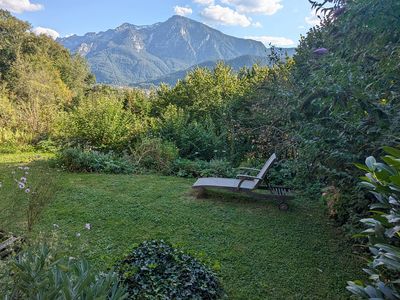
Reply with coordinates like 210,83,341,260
254,153,277,186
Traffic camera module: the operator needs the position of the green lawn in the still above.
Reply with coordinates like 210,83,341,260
0,153,362,299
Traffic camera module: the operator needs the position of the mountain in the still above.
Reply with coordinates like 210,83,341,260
58,15,270,86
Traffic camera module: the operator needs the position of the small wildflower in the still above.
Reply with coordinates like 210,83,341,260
76,233,81,237
69,256,75,261
11,171,16,174
20,176,27,183
53,224,60,228
23,167,30,170
85,223,91,230
25,188,30,193
18,166,23,170
25,171,29,175
18,182,25,189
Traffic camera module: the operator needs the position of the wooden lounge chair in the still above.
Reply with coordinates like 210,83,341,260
192,153,294,210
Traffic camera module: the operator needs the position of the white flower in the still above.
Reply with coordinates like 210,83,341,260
25,172,29,175
53,223,60,228
23,167,30,170
18,166,23,170
20,176,27,183
85,223,91,230
18,182,25,189
25,188,30,193
76,233,81,237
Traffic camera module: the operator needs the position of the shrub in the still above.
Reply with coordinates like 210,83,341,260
130,137,178,173
347,146,400,298
2,244,127,299
116,240,225,300
171,158,235,178
55,96,136,151
57,148,134,174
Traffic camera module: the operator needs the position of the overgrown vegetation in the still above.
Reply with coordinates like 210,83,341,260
1,0,399,297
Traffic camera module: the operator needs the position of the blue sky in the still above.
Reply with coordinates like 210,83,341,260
1,0,320,47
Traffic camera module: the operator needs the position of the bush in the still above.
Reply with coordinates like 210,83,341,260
55,96,136,151
58,148,134,174
116,240,225,299
347,146,400,298
130,137,178,173
171,158,235,178
2,244,127,299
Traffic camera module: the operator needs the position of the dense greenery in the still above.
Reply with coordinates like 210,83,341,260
58,148,134,174
0,154,363,299
116,240,225,299
347,147,400,298
1,0,399,297
2,1,399,231
1,244,127,299
0,10,93,152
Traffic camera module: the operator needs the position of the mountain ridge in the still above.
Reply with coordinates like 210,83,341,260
58,15,291,86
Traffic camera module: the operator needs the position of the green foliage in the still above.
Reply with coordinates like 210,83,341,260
171,158,235,178
3,244,127,299
56,96,137,151
57,148,134,174
130,137,178,173
347,147,400,299
116,240,225,299
0,9,93,149
153,62,268,161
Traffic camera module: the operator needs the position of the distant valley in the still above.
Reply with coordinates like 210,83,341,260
58,15,295,86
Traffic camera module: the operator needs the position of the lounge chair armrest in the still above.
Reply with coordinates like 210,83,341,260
236,174,263,180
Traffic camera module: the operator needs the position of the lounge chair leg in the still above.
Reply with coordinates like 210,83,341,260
278,202,289,211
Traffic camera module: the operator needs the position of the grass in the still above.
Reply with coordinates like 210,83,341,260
0,153,363,299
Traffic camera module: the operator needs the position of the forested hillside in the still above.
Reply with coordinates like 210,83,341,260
58,15,269,86
0,0,399,296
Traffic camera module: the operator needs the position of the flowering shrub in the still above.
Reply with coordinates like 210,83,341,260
116,240,225,299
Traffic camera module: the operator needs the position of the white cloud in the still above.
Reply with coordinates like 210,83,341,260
305,9,322,26
193,0,214,5
0,0,43,13
32,27,59,40
245,35,295,47
174,5,193,16
252,21,262,28
221,0,283,15
201,4,252,27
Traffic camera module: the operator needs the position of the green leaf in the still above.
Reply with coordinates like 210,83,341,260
383,146,400,158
